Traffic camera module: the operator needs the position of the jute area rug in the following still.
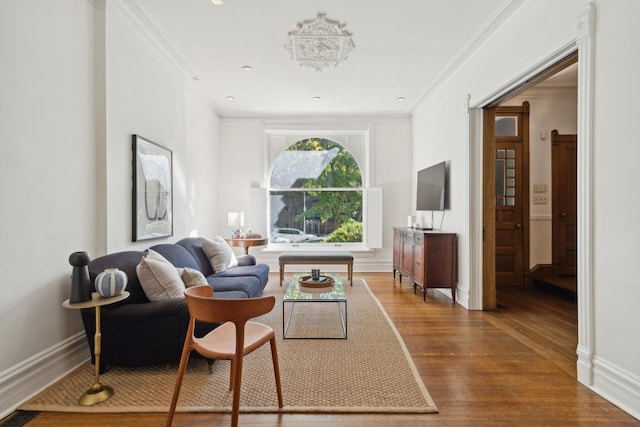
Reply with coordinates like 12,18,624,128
20,278,437,415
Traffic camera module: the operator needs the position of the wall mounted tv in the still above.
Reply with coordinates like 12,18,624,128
416,161,447,211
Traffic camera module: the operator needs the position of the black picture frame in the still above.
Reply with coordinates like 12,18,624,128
132,134,173,242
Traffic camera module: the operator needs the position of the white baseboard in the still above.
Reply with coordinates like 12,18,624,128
591,356,640,420
0,332,89,420
451,285,469,309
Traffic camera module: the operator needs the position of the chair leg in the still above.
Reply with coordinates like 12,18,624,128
270,336,283,408
229,358,235,390
167,319,195,427
231,356,243,427
166,349,191,427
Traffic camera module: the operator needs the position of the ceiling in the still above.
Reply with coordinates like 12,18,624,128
131,0,522,118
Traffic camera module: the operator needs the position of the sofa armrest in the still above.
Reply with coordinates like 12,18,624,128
102,298,188,318
237,254,256,266
80,298,191,372
80,298,189,337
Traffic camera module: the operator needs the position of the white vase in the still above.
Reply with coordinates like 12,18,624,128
95,268,128,297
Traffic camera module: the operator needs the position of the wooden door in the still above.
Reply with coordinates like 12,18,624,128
482,107,497,309
494,102,530,287
551,130,577,276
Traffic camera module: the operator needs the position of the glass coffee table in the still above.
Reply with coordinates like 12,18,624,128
283,273,347,339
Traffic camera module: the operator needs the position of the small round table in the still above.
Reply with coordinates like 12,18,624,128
225,237,269,254
62,291,129,406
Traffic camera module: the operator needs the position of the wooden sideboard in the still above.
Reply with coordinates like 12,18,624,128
393,227,458,303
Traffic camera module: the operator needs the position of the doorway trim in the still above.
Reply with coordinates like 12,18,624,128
467,5,595,386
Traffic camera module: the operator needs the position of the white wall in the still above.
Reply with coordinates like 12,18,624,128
103,1,221,250
184,89,221,238
591,0,640,412
411,0,640,418
0,0,221,417
0,0,99,393
217,120,266,236
217,117,413,270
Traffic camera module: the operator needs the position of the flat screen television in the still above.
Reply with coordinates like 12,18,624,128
416,161,446,211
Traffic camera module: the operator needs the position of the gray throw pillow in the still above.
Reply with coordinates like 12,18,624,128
178,267,209,288
201,236,238,273
136,249,185,301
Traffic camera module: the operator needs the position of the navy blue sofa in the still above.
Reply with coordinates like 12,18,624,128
80,237,269,372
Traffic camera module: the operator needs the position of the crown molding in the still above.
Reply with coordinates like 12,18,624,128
411,0,529,112
110,0,221,115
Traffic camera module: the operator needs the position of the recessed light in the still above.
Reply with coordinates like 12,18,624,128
226,96,235,101
242,65,253,72
313,96,321,101
211,0,224,5
396,97,406,102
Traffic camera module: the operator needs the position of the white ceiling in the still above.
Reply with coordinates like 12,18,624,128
131,0,521,118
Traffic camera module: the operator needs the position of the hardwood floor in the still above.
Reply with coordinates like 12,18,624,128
491,284,578,377
17,273,639,426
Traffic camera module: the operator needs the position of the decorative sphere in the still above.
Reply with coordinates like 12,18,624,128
95,268,128,297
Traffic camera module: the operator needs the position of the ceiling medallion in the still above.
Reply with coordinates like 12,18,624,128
284,13,355,72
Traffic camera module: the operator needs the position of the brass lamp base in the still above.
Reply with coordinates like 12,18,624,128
78,383,114,406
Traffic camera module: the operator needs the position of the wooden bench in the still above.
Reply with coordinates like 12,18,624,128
279,251,354,286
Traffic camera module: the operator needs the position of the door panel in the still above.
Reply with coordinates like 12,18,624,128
552,130,577,276
494,145,523,286
494,103,529,287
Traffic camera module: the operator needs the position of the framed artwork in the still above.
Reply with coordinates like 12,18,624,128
132,134,173,241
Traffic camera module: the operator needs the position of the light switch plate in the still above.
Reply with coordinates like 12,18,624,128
533,183,548,193
533,195,548,204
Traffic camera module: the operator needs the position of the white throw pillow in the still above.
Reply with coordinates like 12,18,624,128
201,236,238,273
178,267,209,288
136,249,185,301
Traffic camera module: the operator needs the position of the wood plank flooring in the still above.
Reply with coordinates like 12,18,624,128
17,273,640,426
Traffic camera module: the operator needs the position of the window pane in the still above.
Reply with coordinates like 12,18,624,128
270,138,362,189
495,159,505,197
270,190,363,243
495,116,518,136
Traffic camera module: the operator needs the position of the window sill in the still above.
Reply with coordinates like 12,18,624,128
262,246,374,254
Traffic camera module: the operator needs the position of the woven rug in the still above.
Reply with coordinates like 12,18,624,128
19,279,437,414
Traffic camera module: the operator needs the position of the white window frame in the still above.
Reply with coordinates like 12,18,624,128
260,127,381,250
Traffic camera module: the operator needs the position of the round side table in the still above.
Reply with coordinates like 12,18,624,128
62,291,129,406
225,237,269,254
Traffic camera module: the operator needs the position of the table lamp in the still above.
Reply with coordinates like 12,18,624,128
228,212,244,239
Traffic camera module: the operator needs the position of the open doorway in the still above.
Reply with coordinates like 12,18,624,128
471,7,594,385
480,54,579,372
481,53,578,309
